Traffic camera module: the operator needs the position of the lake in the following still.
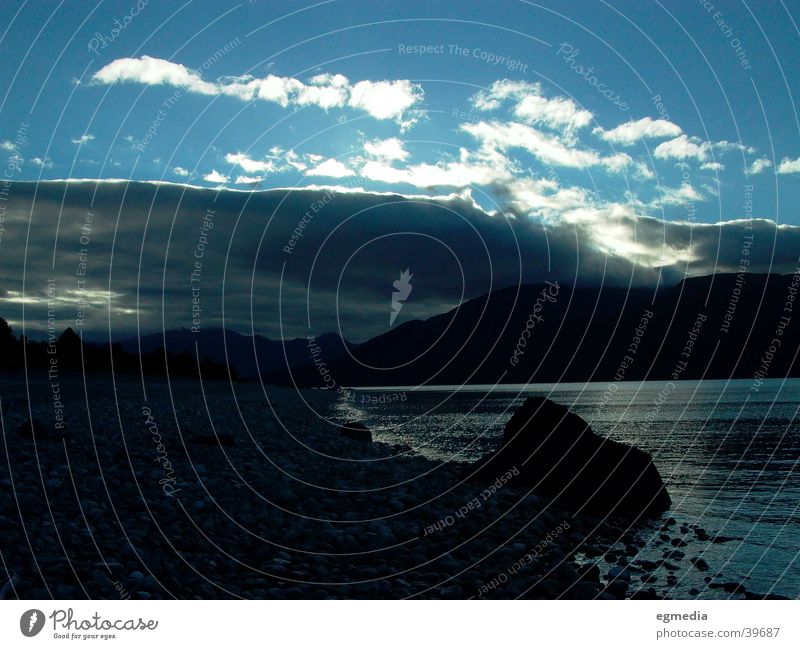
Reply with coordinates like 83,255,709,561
336,378,800,598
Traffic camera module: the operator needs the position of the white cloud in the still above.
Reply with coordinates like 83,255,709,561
463,120,632,172
71,134,95,145
714,140,756,154
656,183,705,206
94,56,219,93
173,166,190,176
0,140,16,151
347,79,423,127
284,150,308,172
92,56,423,125
203,169,228,184
296,73,349,109
472,80,593,133
306,158,354,178
224,152,280,174
234,175,263,185
497,178,703,268
654,135,710,161
777,156,800,174
594,117,682,145
364,138,409,161
634,161,655,180
748,158,772,175
503,178,585,218
700,162,725,171
360,147,513,188
30,157,53,168
472,79,532,111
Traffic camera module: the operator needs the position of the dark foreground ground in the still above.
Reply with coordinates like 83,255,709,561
0,376,785,599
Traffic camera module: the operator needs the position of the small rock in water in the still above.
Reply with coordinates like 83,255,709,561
690,557,710,571
340,422,372,443
662,549,685,560
604,580,628,599
438,585,462,598
670,538,688,548
664,517,677,527
608,566,632,581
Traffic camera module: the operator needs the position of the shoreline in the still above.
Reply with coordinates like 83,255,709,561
0,377,792,600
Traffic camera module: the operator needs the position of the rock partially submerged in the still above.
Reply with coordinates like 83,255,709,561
340,421,372,442
471,397,671,520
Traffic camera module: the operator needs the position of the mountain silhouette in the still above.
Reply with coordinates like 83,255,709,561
264,273,800,387
118,328,351,379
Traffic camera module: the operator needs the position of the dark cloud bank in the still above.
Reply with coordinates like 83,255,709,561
1,180,798,342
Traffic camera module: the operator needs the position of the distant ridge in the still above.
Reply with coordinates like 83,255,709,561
264,272,800,387
118,328,351,379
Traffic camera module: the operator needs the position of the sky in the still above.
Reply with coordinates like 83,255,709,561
1,0,800,341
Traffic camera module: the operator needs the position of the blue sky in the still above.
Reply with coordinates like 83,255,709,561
2,1,800,339
3,0,800,227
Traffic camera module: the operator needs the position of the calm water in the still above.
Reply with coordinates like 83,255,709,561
335,379,800,598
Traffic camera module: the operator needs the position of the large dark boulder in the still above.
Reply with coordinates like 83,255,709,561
471,397,670,520
340,421,372,442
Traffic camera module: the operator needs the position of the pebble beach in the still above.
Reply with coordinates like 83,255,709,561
0,376,786,600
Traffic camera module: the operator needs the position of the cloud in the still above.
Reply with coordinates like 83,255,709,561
655,183,705,206
296,73,350,109
173,166,190,177
748,158,772,175
463,120,632,172
92,56,218,93
30,157,53,168
715,140,756,154
306,158,355,178
234,175,263,186
347,79,423,127
70,134,95,145
92,56,423,125
654,135,710,161
472,80,593,133
3,181,798,341
777,156,800,174
203,169,228,183
594,117,682,145
700,162,725,171
224,152,281,174
284,150,308,172
360,147,513,188
364,138,409,161
0,140,16,151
